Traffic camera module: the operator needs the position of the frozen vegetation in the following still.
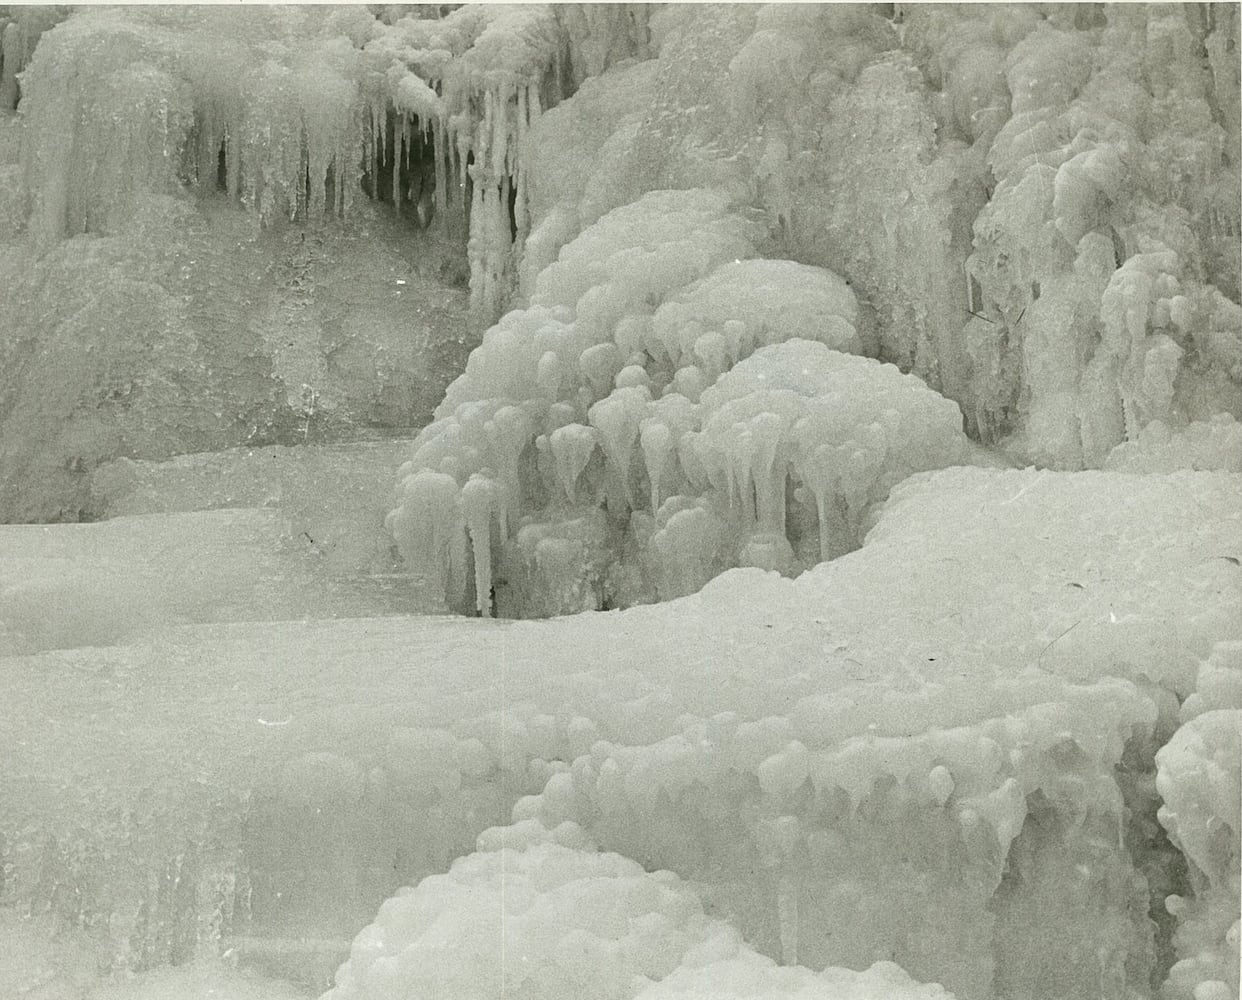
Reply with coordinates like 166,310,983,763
0,5,1238,1000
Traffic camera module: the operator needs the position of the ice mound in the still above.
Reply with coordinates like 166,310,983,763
1157,710,1241,1000
388,189,976,617
324,841,723,1000
327,834,955,1000
689,340,967,569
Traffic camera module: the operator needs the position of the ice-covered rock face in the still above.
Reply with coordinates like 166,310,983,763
386,188,974,617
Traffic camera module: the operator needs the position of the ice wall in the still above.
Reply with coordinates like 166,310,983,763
0,191,469,523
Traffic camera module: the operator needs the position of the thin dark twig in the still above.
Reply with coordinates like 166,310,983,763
1038,620,1081,665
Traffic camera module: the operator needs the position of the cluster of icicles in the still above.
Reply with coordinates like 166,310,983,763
19,5,572,325
387,189,972,618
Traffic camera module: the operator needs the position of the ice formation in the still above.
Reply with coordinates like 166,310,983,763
389,190,973,615
0,7,1239,1000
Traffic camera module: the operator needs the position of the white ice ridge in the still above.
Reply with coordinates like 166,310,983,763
387,188,974,616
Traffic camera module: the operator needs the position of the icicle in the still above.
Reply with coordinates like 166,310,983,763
393,113,405,214
487,405,533,528
640,421,673,514
461,474,496,617
433,115,448,231
797,444,836,563
456,123,470,222
549,423,598,504
491,83,510,180
579,343,622,398
749,412,785,534
388,470,465,610
467,166,486,313
758,815,801,966
777,867,799,966
588,386,649,512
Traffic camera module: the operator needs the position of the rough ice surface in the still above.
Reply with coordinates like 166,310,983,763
1,5,1240,1000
